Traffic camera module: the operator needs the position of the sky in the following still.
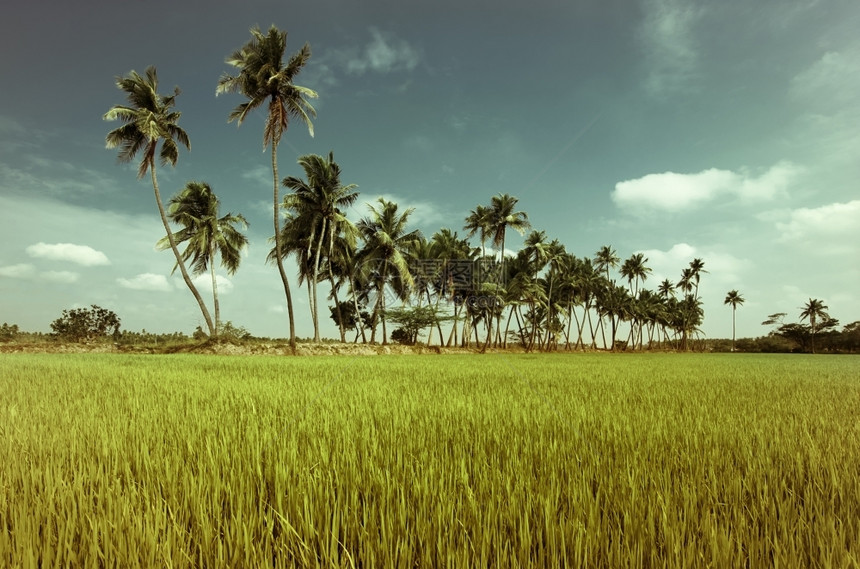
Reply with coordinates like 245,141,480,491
1,0,858,342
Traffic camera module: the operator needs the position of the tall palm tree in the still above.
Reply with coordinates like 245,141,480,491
356,198,422,344
464,205,492,258
594,246,620,284
430,228,475,346
676,268,695,296
620,253,651,296
658,279,675,300
689,258,707,300
282,152,358,342
723,290,745,352
593,245,620,348
799,298,829,354
104,67,215,336
217,25,317,351
157,182,248,337
487,193,530,270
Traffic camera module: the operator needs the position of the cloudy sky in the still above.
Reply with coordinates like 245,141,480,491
1,0,857,341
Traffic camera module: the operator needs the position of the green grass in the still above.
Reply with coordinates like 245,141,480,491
1,353,859,567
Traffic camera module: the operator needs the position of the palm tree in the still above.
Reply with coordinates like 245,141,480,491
104,67,215,336
487,193,530,270
658,279,675,300
282,152,358,342
356,198,422,344
594,246,620,284
464,205,492,258
593,245,620,348
217,25,318,351
620,253,651,296
799,298,829,354
430,228,475,346
723,290,745,352
689,258,707,300
157,182,248,338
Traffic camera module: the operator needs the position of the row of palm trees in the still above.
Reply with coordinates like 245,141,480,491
103,25,743,350
265,168,719,350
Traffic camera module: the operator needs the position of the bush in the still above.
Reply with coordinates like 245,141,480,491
0,323,19,342
50,305,121,343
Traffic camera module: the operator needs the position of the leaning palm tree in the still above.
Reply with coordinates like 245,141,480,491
356,198,422,344
799,298,829,354
104,67,215,336
217,25,317,351
723,289,745,352
282,152,358,342
157,182,248,338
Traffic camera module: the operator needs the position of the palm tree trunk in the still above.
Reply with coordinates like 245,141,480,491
351,283,367,344
330,274,346,343
272,144,296,353
503,304,515,349
309,219,327,342
210,241,220,338
731,306,736,352
151,164,215,336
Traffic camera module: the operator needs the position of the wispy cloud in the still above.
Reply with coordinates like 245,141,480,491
190,274,234,294
345,28,420,75
775,200,860,250
638,0,703,96
790,48,860,106
26,242,111,266
612,161,801,213
311,28,421,90
42,270,80,284
117,273,173,292
352,193,449,231
0,263,36,278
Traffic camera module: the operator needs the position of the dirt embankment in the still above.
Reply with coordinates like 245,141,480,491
0,341,511,356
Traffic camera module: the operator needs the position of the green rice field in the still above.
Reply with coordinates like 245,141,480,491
1,353,859,567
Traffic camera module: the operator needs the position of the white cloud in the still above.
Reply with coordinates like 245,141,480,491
612,161,801,213
191,273,234,294
26,242,110,266
776,200,860,246
0,263,36,278
42,270,80,284
117,273,173,292
639,0,702,96
354,193,449,230
346,29,419,75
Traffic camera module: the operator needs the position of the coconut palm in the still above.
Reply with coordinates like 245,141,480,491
104,67,215,336
356,198,422,344
658,279,675,300
620,253,651,296
430,228,475,346
799,298,830,354
487,193,530,269
157,182,248,337
594,246,620,284
464,205,493,258
723,289,745,351
282,152,358,342
217,25,318,351
689,258,707,300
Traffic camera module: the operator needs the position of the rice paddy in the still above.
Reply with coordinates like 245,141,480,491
1,353,858,567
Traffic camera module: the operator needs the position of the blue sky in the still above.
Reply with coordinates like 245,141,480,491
1,0,858,341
